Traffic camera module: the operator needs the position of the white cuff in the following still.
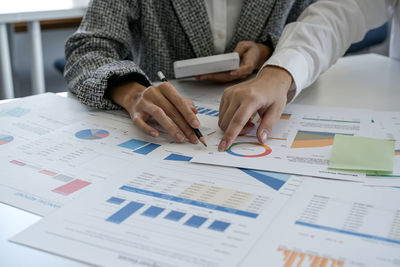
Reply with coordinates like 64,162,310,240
260,49,311,103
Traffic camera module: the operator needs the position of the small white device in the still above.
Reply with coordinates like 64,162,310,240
173,52,240,78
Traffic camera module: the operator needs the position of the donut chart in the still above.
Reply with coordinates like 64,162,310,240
0,134,14,145
226,142,272,158
75,129,110,140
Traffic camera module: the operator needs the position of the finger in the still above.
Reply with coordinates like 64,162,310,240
234,41,252,57
230,63,253,77
218,88,233,127
154,93,198,144
142,102,185,143
219,100,240,131
257,101,286,144
131,113,159,138
197,72,236,83
219,103,257,151
159,83,200,129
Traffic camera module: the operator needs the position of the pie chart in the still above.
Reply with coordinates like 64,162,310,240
0,134,14,145
226,142,272,158
75,129,110,140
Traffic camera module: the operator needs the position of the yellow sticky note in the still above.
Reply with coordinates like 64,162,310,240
328,135,395,173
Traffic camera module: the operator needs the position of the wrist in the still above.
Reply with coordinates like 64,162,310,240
255,43,272,69
257,66,293,94
110,82,146,110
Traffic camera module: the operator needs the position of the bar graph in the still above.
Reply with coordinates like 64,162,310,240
52,179,91,196
118,139,160,155
184,215,208,228
164,211,186,221
105,198,232,232
277,247,344,267
141,206,165,218
195,106,219,117
106,201,145,224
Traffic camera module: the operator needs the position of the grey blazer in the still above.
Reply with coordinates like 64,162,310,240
65,0,315,109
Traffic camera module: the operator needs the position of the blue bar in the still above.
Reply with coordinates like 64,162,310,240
208,220,231,232
164,153,193,162
184,215,207,228
206,110,218,116
164,211,186,221
196,107,204,112
295,221,400,245
199,109,211,114
133,143,160,155
213,113,219,117
120,185,259,218
141,206,165,218
118,139,148,150
106,201,144,224
107,197,125,205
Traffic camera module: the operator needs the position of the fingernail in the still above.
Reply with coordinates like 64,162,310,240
176,133,185,142
191,119,200,128
218,140,227,152
150,131,158,137
230,71,237,76
261,130,268,144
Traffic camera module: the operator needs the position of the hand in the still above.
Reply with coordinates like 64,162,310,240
196,41,271,83
111,81,200,144
217,66,293,151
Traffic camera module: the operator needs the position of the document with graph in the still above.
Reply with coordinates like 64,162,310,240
364,111,400,186
241,178,400,267
10,156,304,267
0,108,221,216
0,93,90,148
192,104,373,181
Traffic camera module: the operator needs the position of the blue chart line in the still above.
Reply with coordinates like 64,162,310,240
239,168,290,191
295,221,400,245
119,185,258,218
118,139,160,155
164,154,192,162
162,153,290,191
195,106,219,117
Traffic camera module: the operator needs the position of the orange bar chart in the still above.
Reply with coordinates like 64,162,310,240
290,131,337,149
277,247,345,267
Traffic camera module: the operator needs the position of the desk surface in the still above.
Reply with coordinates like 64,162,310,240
0,0,89,23
0,54,399,267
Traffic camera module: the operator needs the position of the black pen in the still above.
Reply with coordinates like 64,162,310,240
157,71,207,147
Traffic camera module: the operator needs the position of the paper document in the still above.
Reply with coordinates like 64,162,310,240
241,179,400,267
192,104,372,181
10,157,304,267
364,112,400,186
0,93,90,147
0,109,219,215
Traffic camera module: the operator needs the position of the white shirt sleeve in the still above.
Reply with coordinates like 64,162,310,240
262,0,391,101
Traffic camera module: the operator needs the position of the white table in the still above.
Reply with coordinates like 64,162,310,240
0,54,399,266
0,0,89,99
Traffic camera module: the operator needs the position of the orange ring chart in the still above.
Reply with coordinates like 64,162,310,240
226,142,272,158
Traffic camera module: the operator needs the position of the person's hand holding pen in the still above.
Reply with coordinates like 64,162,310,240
110,75,202,144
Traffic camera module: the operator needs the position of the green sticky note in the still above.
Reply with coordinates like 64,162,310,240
328,135,395,173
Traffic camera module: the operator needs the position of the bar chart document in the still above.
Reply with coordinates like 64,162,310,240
10,158,304,267
192,104,373,181
241,179,400,267
0,109,223,216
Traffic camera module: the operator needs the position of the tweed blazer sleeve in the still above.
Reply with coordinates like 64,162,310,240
64,0,150,110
